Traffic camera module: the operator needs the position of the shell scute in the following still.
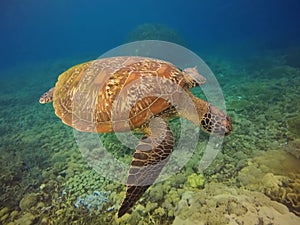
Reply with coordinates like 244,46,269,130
52,56,204,132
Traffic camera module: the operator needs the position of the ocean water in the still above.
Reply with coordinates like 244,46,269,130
0,0,300,224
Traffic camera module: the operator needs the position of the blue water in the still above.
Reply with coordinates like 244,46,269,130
1,0,300,70
1,0,300,224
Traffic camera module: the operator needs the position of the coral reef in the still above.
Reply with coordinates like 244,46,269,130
74,191,110,211
173,182,300,225
285,138,300,159
64,169,107,197
237,149,300,216
19,193,40,211
287,115,300,138
1,52,300,224
127,23,185,45
187,173,206,188
13,212,36,225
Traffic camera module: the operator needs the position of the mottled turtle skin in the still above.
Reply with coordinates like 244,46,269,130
40,56,232,217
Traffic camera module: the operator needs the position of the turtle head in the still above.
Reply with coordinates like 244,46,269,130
39,87,55,104
200,105,233,136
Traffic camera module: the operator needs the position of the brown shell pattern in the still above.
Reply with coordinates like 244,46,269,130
53,56,194,133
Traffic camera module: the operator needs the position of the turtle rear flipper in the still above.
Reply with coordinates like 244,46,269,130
39,87,55,104
118,117,174,217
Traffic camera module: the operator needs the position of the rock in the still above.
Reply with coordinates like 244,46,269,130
285,139,300,159
172,182,300,225
14,212,35,225
19,193,39,211
237,149,300,216
0,207,9,217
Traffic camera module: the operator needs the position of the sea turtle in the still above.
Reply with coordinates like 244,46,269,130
39,56,232,217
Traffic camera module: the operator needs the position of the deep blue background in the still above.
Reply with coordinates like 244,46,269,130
0,0,300,69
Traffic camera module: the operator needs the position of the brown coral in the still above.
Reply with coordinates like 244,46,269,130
285,138,300,159
265,176,300,216
237,149,300,216
173,182,300,225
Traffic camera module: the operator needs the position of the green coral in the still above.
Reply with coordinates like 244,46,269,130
64,169,107,201
154,207,165,217
0,207,9,218
148,183,164,202
187,173,206,188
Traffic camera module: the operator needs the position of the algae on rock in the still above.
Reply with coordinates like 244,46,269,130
173,182,300,225
19,193,40,211
237,149,300,216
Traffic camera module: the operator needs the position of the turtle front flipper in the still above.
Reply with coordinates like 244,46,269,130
118,117,174,217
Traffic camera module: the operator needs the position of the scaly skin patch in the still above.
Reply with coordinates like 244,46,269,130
200,105,232,135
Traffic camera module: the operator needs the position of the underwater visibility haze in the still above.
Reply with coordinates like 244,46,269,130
0,0,300,224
